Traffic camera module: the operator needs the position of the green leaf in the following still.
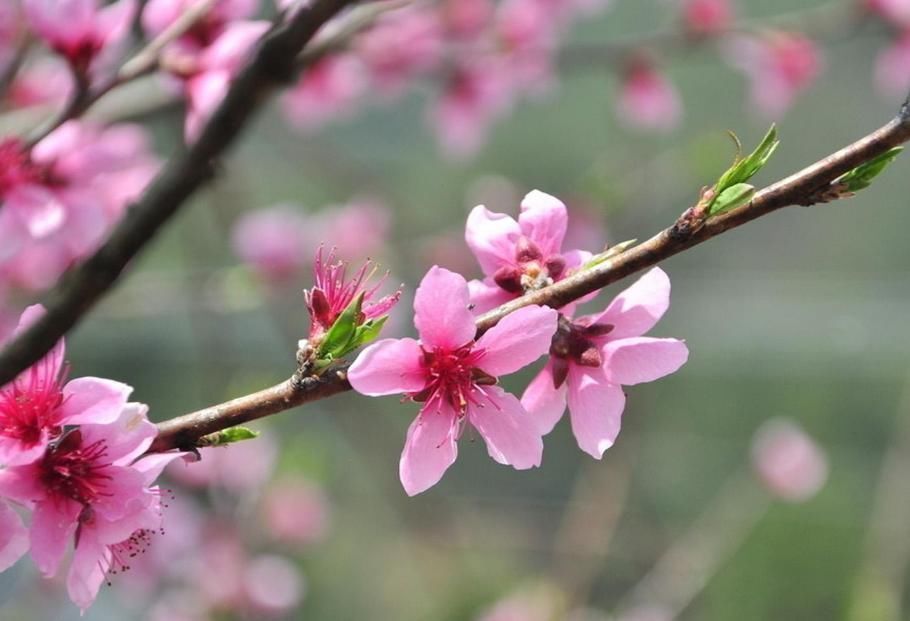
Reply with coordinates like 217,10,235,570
712,125,779,206
708,183,755,216
200,426,260,447
351,316,388,350
318,291,364,359
835,147,903,192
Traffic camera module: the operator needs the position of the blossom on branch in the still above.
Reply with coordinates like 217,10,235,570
522,268,688,458
349,266,557,495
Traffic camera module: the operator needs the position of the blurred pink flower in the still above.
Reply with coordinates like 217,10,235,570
866,0,910,26
313,198,391,262
355,7,444,94
616,61,682,132
143,0,259,48
262,479,331,547
682,0,733,36
166,432,277,493
232,204,311,281
0,305,132,466
751,418,828,502
23,0,135,74
283,54,367,131
875,31,910,99
496,0,558,92
244,555,306,617
0,403,179,611
349,266,556,495
522,268,688,458
725,32,822,118
5,57,73,109
441,0,493,39
465,190,590,313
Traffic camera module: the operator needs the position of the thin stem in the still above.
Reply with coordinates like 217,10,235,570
147,91,910,453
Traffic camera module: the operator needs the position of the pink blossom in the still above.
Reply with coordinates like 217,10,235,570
0,403,179,611
231,204,311,281
725,32,822,118
682,0,733,36
0,305,132,466
166,432,277,493
5,57,73,109
143,0,259,48
283,54,367,132
0,501,29,572
355,7,444,94
616,61,682,132
261,479,331,547
495,0,558,92
312,198,391,262
521,268,688,458
441,0,493,39
349,266,557,495
875,31,910,99
465,190,589,314
244,555,306,616
751,418,828,502
866,0,910,26
305,246,401,346
23,0,135,74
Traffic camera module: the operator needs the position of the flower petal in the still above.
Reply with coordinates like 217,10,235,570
475,305,557,376
469,386,543,469
467,277,516,315
465,205,521,276
348,338,426,396
413,266,476,350
80,403,157,464
604,337,688,386
566,366,626,459
0,502,29,572
521,362,568,435
66,530,108,613
591,267,671,339
399,405,458,496
11,304,64,385
60,377,132,425
31,498,81,576
517,190,568,258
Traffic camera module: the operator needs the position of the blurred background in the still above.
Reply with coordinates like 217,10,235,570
2,0,910,619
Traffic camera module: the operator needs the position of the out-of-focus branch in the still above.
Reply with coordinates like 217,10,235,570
148,91,910,453
0,0,356,387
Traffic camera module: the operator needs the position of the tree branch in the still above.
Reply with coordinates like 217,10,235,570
0,0,356,388
148,92,910,453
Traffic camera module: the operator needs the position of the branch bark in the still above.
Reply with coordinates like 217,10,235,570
148,93,910,453
0,0,355,388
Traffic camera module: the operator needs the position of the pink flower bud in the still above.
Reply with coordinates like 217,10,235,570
683,0,733,36
616,61,682,132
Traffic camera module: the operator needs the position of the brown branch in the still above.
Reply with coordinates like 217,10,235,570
148,92,910,453
0,0,356,388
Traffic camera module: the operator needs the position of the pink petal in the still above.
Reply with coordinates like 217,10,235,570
66,530,108,612
90,465,148,520
348,338,427,396
6,184,66,239
465,205,521,275
467,277,516,315
521,362,567,435
566,366,626,459
97,0,135,47
468,386,543,469
517,190,568,257
30,498,81,576
80,402,157,464
0,432,50,467
475,305,557,376
399,405,458,496
413,266,476,350
185,71,230,142
0,463,46,506
132,451,186,485
0,502,29,572
12,304,64,379
604,337,688,386
590,267,671,339
59,377,132,425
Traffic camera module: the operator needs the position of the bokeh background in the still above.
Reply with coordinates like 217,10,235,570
3,0,910,619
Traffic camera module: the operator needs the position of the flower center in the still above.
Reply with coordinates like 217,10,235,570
0,361,65,448
493,235,567,294
548,316,614,388
414,344,493,414
40,430,112,506
0,139,56,197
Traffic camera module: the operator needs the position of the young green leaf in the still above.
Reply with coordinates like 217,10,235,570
351,316,388,350
708,183,755,216
835,147,903,192
317,291,364,359
711,125,779,210
199,426,260,447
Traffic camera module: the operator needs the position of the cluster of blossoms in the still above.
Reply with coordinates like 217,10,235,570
0,306,179,611
341,190,688,495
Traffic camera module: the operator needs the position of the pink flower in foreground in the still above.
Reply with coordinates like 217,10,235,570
305,247,401,346
725,32,822,118
466,190,589,314
23,0,135,74
751,418,828,502
875,31,910,99
616,61,682,132
231,204,311,281
0,305,132,466
682,0,733,36
349,266,557,495
0,404,179,610
522,268,688,458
